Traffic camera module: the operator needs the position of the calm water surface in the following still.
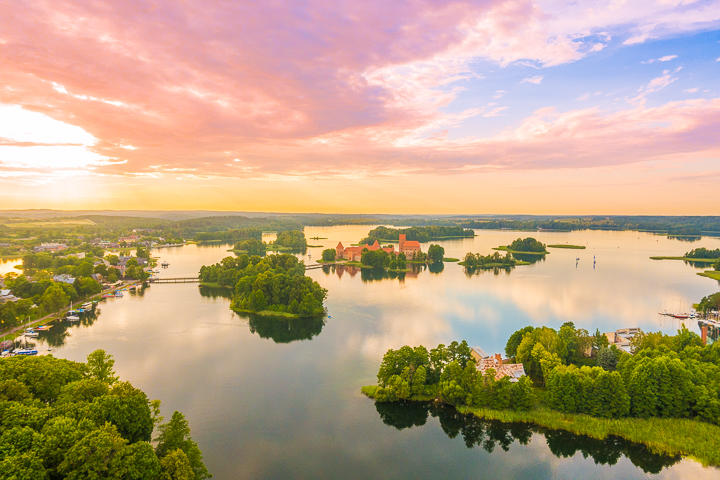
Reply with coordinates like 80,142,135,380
22,227,720,478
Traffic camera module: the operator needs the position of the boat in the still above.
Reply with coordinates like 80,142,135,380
67,314,80,322
161,262,169,267
35,325,53,331
81,302,92,309
115,291,124,297
671,314,690,319
23,329,39,338
0,340,12,350
14,348,38,356
129,285,137,291
102,294,114,298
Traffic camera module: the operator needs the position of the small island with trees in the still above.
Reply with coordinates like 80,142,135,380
459,252,530,270
198,253,327,317
494,237,549,255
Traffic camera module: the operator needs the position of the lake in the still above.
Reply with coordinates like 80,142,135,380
18,227,720,478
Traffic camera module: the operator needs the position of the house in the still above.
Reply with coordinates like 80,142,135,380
118,235,139,244
472,346,526,382
91,273,103,282
0,290,18,303
604,327,640,354
335,240,395,262
34,243,68,253
53,274,76,284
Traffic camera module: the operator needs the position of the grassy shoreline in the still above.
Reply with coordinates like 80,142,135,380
547,244,586,249
443,258,460,262
360,386,720,466
231,307,300,318
458,260,531,268
650,256,718,263
698,271,720,281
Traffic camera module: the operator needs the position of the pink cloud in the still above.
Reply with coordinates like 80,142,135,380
1,0,719,184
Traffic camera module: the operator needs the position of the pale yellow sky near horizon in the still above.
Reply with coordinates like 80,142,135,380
2,155,718,215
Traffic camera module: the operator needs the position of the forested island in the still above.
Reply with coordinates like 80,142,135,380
651,247,720,276
198,253,326,317
360,226,474,244
494,238,548,254
362,324,720,465
459,252,529,270
0,350,210,479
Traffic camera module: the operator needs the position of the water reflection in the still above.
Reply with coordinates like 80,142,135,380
374,402,681,475
247,314,325,343
320,264,427,282
463,265,516,277
511,252,547,264
38,308,101,347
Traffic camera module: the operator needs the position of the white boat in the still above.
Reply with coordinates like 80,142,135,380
67,314,80,322
23,329,39,338
14,348,38,356
115,291,124,297
81,302,92,309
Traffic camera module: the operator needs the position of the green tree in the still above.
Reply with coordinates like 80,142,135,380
160,449,196,480
427,244,445,263
86,349,119,385
106,255,120,266
40,284,69,313
155,411,211,480
505,326,534,358
298,292,321,317
597,346,619,371
321,248,336,262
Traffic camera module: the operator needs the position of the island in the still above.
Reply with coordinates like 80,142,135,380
459,252,530,269
651,247,720,264
361,322,720,466
198,253,327,317
0,349,210,478
318,236,446,272
360,225,475,244
547,244,586,249
493,237,549,255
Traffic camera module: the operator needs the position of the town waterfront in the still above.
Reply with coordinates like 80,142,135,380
19,226,720,478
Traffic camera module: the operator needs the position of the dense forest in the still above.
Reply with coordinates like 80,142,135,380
0,350,210,479
198,254,326,317
361,226,474,244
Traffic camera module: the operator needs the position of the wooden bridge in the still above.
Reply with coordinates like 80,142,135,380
148,277,200,283
305,264,325,270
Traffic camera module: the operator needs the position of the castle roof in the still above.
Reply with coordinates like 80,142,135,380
402,240,421,248
337,241,344,248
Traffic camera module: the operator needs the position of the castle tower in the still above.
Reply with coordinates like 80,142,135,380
399,234,406,253
336,241,344,258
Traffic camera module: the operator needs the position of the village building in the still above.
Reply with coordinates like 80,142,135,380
33,243,68,253
118,235,139,244
604,327,640,354
53,274,76,284
398,234,422,257
471,346,526,382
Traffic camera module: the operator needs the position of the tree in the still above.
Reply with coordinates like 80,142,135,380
505,326,534,358
106,255,120,266
597,346,619,371
40,284,69,313
155,411,211,480
321,249,336,262
136,247,150,259
298,293,321,317
86,349,119,385
427,244,445,263
160,449,195,480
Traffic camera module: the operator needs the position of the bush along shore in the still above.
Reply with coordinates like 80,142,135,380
361,324,720,466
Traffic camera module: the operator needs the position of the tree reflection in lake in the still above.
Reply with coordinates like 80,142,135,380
38,308,101,348
510,252,547,265
199,285,233,300
247,314,325,344
374,402,681,475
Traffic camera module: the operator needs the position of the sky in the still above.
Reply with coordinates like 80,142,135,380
0,0,719,214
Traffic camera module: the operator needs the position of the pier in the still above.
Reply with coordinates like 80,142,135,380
148,277,200,284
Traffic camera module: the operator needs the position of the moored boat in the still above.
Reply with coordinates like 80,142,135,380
23,329,39,338
67,314,80,322
81,302,92,309
115,291,124,297
14,348,38,356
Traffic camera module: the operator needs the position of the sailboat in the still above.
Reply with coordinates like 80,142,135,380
66,300,80,322
15,317,38,355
